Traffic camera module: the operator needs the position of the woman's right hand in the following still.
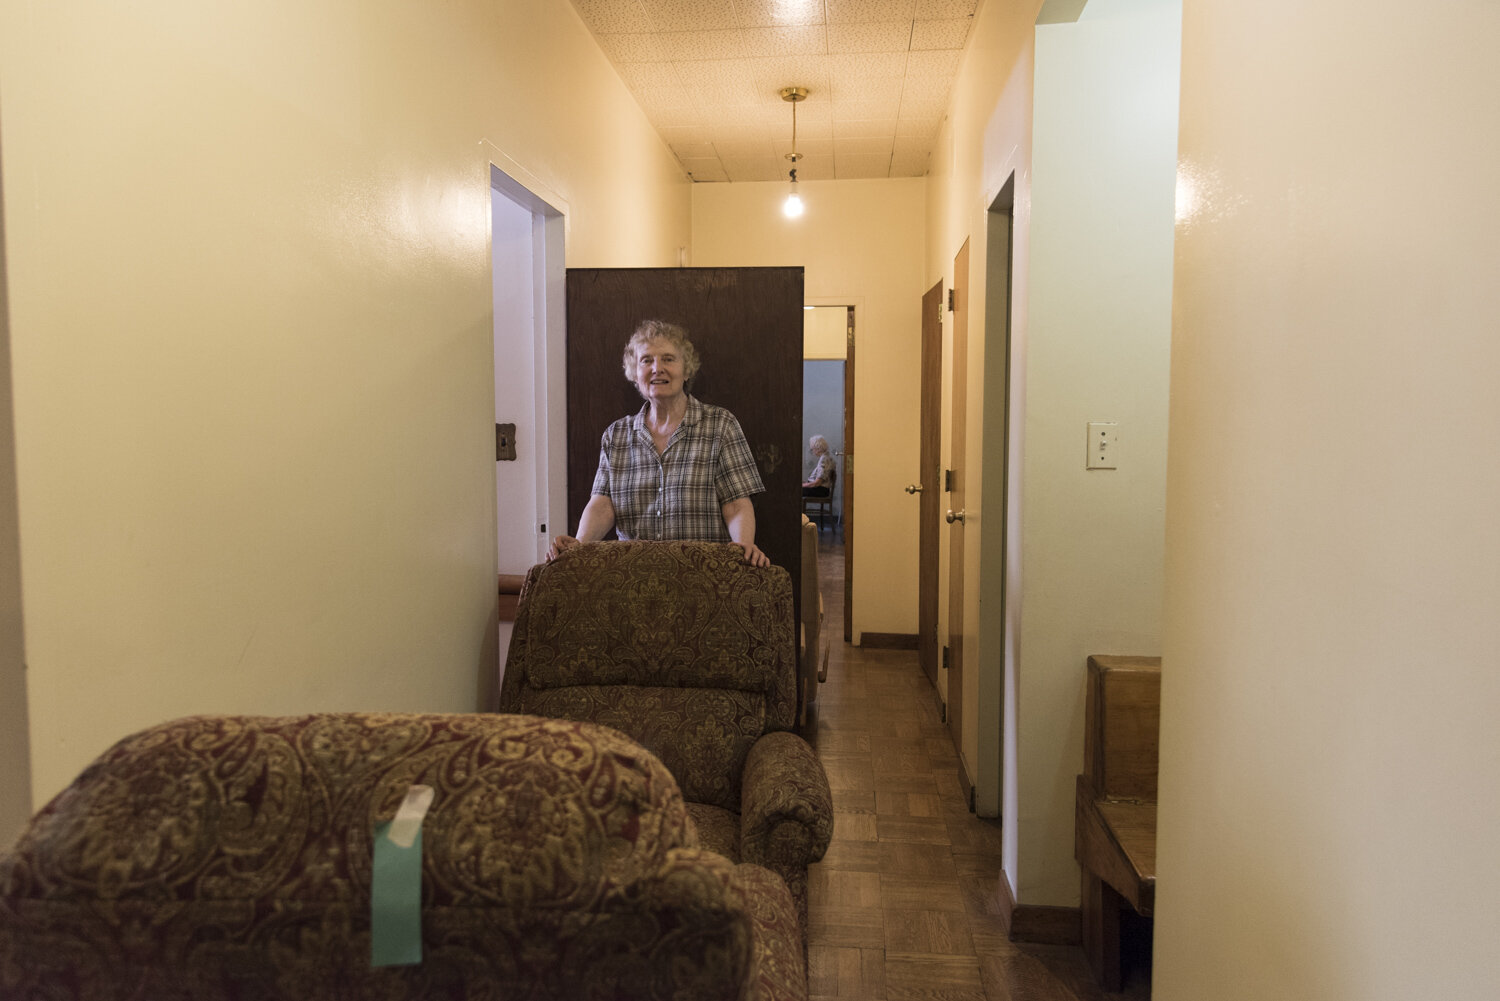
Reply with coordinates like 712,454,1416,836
547,535,580,561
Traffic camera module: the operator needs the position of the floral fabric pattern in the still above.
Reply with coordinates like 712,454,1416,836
499,541,834,950
0,712,806,1000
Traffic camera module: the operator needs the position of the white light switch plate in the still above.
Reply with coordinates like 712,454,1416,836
1087,421,1118,469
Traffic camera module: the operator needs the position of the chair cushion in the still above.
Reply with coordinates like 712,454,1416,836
507,684,764,812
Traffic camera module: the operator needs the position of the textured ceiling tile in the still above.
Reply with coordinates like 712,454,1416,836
892,134,931,157
574,0,976,183
898,95,948,118
712,123,782,144
827,21,913,54
679,157,729,181
662,121,721,141
909,17,972,50
774,137,835,158
722,156,784,182
900,71,955,104
889,150,931,176
573,0,654,34
597,32,669,62
616,62,694,109
790,154,836,180
895,116,942,138
831,99,904,121
735,0,827,28
615,60,683,88
827,51,909,78
826,0,917,25
739,24,828,57
834,136,895,156
833,152,892,178
905,47,962,76
655,29,749,61
831,76,904,105
651,107,720,130
639,0,739,32
748,55,833,95
715,139,779,158
833,118,897,139
913,0,978,17
674,58,758,87
675,60,759,104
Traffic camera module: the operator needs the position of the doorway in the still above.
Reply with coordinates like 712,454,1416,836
976,175,1016,820
489,161,566,702
802,304,853,642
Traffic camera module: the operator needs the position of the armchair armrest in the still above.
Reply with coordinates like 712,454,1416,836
739,730,834,869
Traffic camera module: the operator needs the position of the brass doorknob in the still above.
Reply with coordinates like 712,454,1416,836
946,509,966,524
905,484,924,494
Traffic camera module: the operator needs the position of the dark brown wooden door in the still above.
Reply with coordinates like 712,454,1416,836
947,239,970,760
564,267,804,599
917,280,943,687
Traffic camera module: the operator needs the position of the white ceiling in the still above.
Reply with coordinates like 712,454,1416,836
568,0,979,183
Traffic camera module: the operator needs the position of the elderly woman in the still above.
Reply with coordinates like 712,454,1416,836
548,320,770,567
802,434,834,495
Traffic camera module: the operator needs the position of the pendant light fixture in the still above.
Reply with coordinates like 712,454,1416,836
781,87,807,219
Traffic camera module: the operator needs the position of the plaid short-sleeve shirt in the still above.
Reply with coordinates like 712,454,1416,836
590,395,766,542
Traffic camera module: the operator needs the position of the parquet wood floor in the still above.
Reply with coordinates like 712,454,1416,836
805,530,1151,1000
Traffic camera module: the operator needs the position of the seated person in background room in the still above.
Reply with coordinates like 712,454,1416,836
548,319,770,567
802,434,833,496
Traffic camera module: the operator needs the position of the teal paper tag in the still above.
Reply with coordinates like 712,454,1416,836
371,819,423,967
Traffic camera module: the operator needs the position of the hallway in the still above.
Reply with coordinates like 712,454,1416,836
805,535,1150,1000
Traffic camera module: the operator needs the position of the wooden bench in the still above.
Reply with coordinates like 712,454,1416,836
1075,654,1160,992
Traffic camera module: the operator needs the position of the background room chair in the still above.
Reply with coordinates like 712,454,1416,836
801,464,837,532
498,541,834,947
0,712,807,1001
798,515,829,732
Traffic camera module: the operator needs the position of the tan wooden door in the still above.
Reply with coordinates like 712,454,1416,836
947,239,970,756
917,280,944,687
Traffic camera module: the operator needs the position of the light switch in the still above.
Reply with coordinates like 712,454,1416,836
496,423,517,461
1086,422,1118,469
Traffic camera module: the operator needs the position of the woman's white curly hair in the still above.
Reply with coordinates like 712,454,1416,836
622,320,701,383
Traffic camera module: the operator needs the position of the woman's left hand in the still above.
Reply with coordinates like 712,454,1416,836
736,542,771,568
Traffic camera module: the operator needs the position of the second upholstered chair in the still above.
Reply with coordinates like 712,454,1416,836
499,540,834,946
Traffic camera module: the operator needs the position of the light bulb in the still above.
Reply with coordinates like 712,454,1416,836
783,190,804,218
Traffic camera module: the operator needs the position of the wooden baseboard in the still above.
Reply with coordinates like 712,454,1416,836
997,874,1082,947
860,631,918,650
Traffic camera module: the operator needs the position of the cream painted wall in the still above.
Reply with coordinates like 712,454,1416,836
803,306,848,361
0,142,31,844
1020,0,1180,904
0,0,690,807
1156,1,1500,998
923,0,1038,873
692,179,926,640
924,0,1179,903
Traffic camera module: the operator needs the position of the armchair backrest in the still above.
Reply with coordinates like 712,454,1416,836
500,541,797,811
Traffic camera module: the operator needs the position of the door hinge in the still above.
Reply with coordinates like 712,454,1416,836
947,289,956,312
942,644,951,671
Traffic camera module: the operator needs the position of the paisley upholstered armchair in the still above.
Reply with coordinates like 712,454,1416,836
0,711,806,1000
499,541,834,947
